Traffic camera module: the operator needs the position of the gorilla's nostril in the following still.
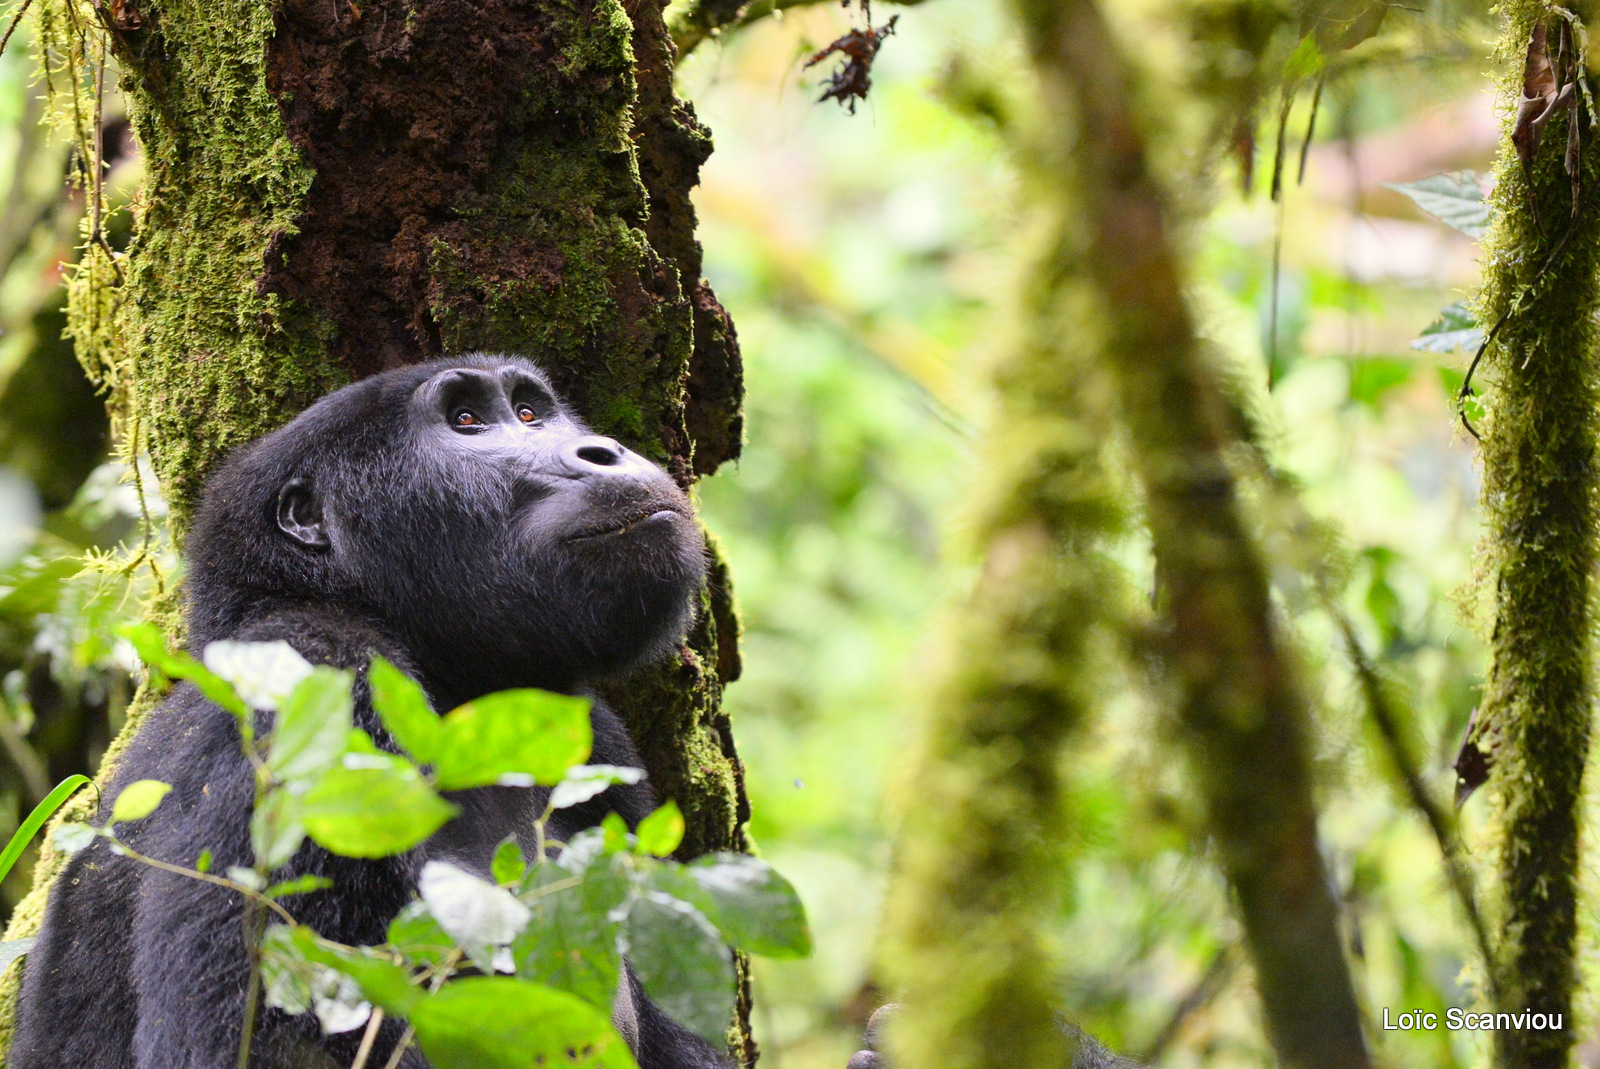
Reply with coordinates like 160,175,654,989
576,443,622,466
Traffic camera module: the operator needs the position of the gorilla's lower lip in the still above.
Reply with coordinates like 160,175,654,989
565,508,683,542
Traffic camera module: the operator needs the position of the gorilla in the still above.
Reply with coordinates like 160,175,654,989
12,354,727,1068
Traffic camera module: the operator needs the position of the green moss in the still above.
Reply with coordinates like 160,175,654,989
1470,8,1600,1067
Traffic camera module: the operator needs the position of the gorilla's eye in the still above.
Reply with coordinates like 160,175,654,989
515,404,540,425
451,409,484,430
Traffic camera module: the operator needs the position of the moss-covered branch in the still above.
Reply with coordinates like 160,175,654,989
1469,7,1600,1068
1012,2,1369,1066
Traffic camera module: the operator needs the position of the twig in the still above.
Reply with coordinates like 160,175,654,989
0,0,35,62
107,837,297,926
1331,612,1504,1010
350,1007,386,1069
1138,944,1236,1063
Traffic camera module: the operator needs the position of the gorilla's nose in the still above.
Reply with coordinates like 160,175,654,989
558,435,633,477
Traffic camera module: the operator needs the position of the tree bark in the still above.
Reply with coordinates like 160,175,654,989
0,0,754,1059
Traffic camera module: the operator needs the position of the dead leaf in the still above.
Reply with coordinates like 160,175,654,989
804,1,898,114
1513,21,1561,165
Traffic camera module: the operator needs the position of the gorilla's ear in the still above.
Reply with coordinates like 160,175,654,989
276,479,330,549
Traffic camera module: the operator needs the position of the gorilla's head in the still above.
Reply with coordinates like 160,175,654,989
186,354,707,700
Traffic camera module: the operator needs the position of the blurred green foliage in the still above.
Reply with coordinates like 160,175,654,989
0,0,1566,1066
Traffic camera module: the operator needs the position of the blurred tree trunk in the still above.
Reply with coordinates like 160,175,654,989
1469,6,1600,1068
882,3,1369,1068
0,0,756,1060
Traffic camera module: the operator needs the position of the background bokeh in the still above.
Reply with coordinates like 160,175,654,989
0,3,1560,1066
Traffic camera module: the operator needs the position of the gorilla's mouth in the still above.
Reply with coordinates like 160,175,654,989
564,506,687,543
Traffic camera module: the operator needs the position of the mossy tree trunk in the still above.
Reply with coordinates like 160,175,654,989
0,0,755,1059
882,3,1369,1068
1472,6,1600,1068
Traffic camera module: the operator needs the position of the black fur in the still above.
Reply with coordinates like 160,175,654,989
12,355,726,1069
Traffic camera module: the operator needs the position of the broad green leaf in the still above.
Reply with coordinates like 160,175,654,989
301,765,457,858
202,639,315,710
251,787,307,869
288,926,424,1018
635,801,684,858
0,774,88,883
269,668,354,782
262,927,376,1036
1412,302,1485,354
550,765,646,811
387,900,455,967
408,976,638,1069
655,854,813,958
419,860,532,957
513,861,627,1009
369,656,443,762
111,780,171,824
492,837,527,887
0,937,34,976
1384,172,1491,238
433,689,592,790
52,822,94,854
121,623,250,720
261,926,314,1016
624,891,734,1046
601,813,629,854
266,874,334,899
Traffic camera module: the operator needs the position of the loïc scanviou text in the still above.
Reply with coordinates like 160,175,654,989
1382,1009,1563,1032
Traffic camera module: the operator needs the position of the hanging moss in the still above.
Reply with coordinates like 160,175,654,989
1470,7,1600,1067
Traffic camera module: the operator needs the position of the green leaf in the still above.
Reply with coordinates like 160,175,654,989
266,874,334,899
408,976,638,1069
268,668,354,783
419,860,532,955
1282,34,1324,81
635,802,684,857
627,896,732,1043
655,854,813,959
625,891,734,1046
0,774,88,883
202,639,315,710
251,787,307,869
1384,172,1491,239
121,623,250,721
52,822,94,855
111,780,172,825
288,925,425,1018
601,813,630,855
550,765,646,811
0,937,35,976
513,859,628,1008
369,656,444,763
261,926,314,1017
300,764,457,858
492,837,527,887
433,689,592,790
387,901,456,967
1411,302,1485,354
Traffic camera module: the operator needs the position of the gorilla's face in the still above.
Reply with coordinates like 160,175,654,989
256,356,706,699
